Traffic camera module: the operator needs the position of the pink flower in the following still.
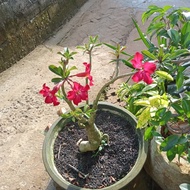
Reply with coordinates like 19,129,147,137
39,83,60,106
67,82,90,105
75,62,94,86
131,52,156,84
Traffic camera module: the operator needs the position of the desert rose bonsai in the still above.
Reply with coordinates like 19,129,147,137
39,36,156,153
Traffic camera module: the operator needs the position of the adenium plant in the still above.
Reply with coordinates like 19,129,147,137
39,36,156,153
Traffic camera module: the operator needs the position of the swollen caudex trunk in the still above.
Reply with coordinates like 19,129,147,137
77,123,102,152
57,108,108,152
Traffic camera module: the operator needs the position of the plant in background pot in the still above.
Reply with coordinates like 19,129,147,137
179,183,190,190
117,5,190,190
39,36,153,190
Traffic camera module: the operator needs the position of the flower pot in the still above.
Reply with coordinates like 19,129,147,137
144,139,190,190
42,102,148,190
167,120,190,135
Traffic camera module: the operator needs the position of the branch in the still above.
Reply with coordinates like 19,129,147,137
89,72,135,125
61,85,75,111
172,57,190,64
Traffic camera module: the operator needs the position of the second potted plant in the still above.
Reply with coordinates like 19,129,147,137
117,5,190,190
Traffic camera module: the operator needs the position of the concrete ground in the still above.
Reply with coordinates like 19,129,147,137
0,0,190,190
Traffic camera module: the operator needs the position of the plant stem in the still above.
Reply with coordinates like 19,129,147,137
113,55,120,78
61,85,75,111
172,57,190,64
90,72,135,125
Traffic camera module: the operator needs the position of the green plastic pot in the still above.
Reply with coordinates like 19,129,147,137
42,102,148,190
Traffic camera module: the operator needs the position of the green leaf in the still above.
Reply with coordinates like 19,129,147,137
130,82,145,92
142,5,163,23
67,66,78,73
160,111,172,126
121,59,133,69
132,18,153,49
162,53,171,61
168,11,179,26
177,144,186,155
181,21,190,48
156,71,174,81
166,147,177,162
150,28,165,41
71,117,76,122
152,131,162,137
103,43,117,50
167,29,180,46
156,109,172,126
188,148,190,163
149,95,162,107
182,99,190,117
163,5,172,12
76,46,85,50
51,78,63,83
65,66,77,78
171,103,184,115
160,135,179,151
70,51,78,57
90,35,99,44
128,97,139,114
142,50,157,60
157,29,169,38
177,143,188,161
58,48,77,60
152,13,165,23
146,91,159,96
180,7,190,12
49,65,63,76
83,104,90,113
134,99,150,107
169,49,189,60
142,9,154,23
142,83,157,92
147,22,165,35
60,113,71,119
137,107,151,128
121,51,131,57
144,126,155,140
176,66,184,90
155,107,167,117
178,135,188,144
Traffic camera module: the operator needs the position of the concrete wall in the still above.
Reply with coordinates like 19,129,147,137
0,0,88,73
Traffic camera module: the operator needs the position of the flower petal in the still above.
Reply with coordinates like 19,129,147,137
39,83,50,97
67,91,75,100
132,71,143,83
75,63,94,86
52,97,60,106
131,52,143,69
143,62,156,74
142,72,154,84
45,96,53,104
73,96,81,105
67,82,89,105
40,84,60,106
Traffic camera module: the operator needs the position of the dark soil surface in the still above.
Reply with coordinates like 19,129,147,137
54,110,139,189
